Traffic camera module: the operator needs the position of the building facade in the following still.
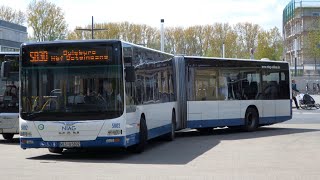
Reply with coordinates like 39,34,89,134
283,0,320,76
0,19,27,52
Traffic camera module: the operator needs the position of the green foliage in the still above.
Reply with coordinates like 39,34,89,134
0,5,25,25
255,27,283,60
234,22,261,59
27,0,67,41
306,30,320,69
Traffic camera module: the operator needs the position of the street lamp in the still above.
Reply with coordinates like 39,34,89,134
160,19,164,52
294,38,297,77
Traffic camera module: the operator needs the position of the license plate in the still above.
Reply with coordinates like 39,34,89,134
60,141,81,148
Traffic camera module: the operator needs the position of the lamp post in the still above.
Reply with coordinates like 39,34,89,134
160,19,164,52
294,38,297,77
222,42,225,58
76,16,107,39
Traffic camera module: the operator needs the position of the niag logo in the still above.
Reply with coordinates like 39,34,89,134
62,125,76,131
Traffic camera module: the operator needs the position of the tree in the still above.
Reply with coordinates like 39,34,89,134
235,22,261,59
27,0,67,41
206,23,237,58
305,30,320,72
0,5,25,25
255,27,283,60
165,27,185,54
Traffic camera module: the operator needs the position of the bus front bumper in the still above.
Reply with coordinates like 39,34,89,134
20,136,128,149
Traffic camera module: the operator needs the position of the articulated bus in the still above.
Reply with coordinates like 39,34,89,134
174,56,291,132
0,52,19,140
19,40,176,153
19,40,291,154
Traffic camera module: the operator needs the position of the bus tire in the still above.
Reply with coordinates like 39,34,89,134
164,111,176,141
48,148,63,154
243,107,259,132
2,133,14,140
129,117,148,153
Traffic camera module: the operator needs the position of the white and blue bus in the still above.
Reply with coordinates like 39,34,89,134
173,56,291,133
19,40,176,153
0,52,19,140
19,40,291,154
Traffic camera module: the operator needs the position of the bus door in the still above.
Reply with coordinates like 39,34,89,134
124,47,138,137
187,67,220,128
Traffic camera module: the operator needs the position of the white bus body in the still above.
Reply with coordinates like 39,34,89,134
19,41,291,153
173,56,291,131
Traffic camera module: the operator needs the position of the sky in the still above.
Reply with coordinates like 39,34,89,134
2,0,290,32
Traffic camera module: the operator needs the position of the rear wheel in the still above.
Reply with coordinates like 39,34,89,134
48,148,63,154
243,107,259,132
2,133,14,140
128,116,148,153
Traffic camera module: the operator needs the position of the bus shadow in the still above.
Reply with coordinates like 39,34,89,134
27,126,319,165
0,137,19,145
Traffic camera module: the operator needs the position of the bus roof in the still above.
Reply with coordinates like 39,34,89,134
181,55,289,64
21,39,174,57
21,39,122,46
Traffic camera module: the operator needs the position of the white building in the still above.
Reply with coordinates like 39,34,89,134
283,0,320,76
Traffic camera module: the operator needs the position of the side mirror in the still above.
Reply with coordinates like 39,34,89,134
1,61,11,78
125,66,136,82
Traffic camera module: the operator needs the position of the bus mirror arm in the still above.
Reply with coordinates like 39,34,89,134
125,66,136,82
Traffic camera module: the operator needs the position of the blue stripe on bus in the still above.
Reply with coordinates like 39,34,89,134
125,123,172,147
148,124,172,139
187,116,292,129
20,123,173,149
187,118,244,129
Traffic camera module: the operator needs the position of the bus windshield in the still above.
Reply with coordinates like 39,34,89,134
20,43,123,121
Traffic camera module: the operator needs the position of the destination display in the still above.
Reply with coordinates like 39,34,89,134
27,47,111,63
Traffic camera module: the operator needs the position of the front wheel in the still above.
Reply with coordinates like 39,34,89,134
243,107,259,132
2,133,14,140
128,117,148,153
